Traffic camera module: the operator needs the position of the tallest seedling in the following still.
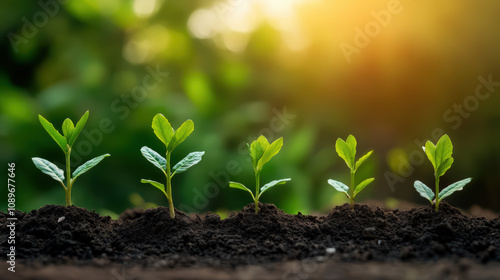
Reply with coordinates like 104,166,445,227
140,114,204,218
32,111,110,206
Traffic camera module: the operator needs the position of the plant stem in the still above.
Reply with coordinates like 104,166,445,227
434,174,440,212
65,147,72,206
255,171,260,214
166,151,175,218
350,170,355,206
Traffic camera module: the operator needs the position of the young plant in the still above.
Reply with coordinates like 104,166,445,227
328,134,374,206
413,134,472,211
140,114,204,218
32,111,110,206
229,135,291,214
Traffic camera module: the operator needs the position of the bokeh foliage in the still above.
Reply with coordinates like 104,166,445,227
1,0,499,214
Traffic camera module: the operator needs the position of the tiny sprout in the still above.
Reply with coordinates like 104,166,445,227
413,134,472,211
32,111,110,206
328,134,374,206
140,114,204,218
229,135,291,214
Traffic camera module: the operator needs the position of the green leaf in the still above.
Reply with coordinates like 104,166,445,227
256,135,270,151
32,157,65,182
258,178,291,199
140,146,166,172
68,111,89,147
62,118,75,141
438,178,472,201
327,179,350,197
434,134,453,172
72,154,110,179
435,157,454,177
424,141,437,170
355,150,373,170
249,137,266,170
141,179,168,198
168,119,194,151
172,151,205,175
413,180,435,203
346,134,357,162
152,114,174,146
335,138,353,169
39,115,68,153
229,181,255,200
354,177,374,197
257,137,283,171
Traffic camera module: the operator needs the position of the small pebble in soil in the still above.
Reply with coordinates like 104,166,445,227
57,216,65,223
326,247,336,254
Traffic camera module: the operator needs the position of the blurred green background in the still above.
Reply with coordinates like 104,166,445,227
1,0,499,215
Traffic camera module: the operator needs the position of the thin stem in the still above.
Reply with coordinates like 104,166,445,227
255,171,260,214
350,170,355,207
65,147,72,206
166,151,175,218
434,174,440,212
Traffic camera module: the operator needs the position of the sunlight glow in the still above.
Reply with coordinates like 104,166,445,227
133,0,158,18
188,9,220,39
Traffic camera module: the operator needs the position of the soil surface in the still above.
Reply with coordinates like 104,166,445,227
1,202,500,279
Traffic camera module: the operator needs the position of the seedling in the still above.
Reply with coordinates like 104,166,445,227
140,114,204,218
32,111,110,206
328,134,374,206
413,134,472,211
229,135,291,214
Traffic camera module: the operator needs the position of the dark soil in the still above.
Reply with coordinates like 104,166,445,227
2,202,500,279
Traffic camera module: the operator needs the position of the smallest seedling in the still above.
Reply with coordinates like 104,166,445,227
413,134,472,211
328,134,374,206
229,135,291,214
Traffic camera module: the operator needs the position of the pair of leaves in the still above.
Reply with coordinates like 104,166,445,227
140,147,205,176
39,111,89,153
32,154,110,184
141,148,205,195
229,178,291,201
423,134,454,178
336,135,373,171
327,178,374,198
248,136,283,173
152,114,194,152
414,178,472,203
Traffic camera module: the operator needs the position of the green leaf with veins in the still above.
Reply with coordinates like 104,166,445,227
152,113,174,146
172,151,205,175
140,146,166,172
72,154,110,180
39,115,68,153
32,157,65,182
